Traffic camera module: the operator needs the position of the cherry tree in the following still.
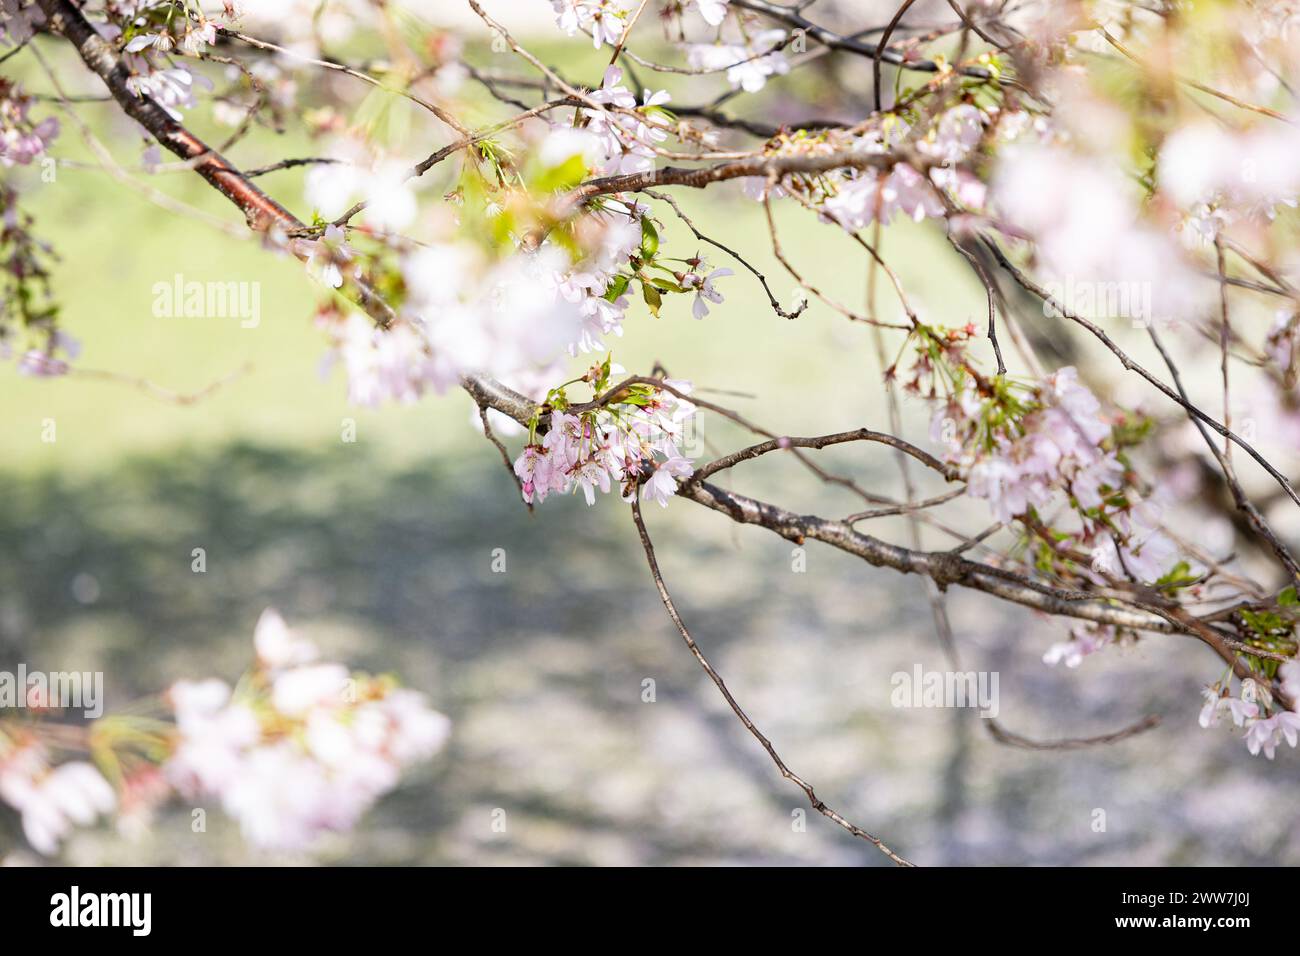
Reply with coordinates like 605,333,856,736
3,0,1300,865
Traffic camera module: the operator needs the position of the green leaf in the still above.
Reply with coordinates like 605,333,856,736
533,153,589,193
604,274,630,302
641,281,662,317
640,218,660,260
1155,560,1198,590
1280,585,1298,607
595,353,613,391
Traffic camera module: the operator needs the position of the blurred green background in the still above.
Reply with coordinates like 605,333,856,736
2,17,1298,866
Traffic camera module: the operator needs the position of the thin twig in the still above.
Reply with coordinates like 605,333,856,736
630,497,913,865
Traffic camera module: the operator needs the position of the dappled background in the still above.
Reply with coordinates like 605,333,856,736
2,0,1299,865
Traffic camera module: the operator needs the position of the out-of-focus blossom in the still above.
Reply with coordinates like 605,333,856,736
164,610,450,852
166,679,262,796
254,607,319,669
0,0,45,47
0,80,58,167
687,31,789,93
320,240,589,406
1042,624,1117,667
994,146,1211,325
918,105,985,164
206,0,365,56
304,137,417,232
0,740,115,856
1244,711,1300,759
15,330,78,378
693,0,729,26
1159,120,1300,239
1281,659,1300,703
550,0,638,48
824,163,945,229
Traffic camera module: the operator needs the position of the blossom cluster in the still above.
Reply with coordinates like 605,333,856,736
309,142,728,408
164,609,450,851
550,1,732,46
1159,119,1300,241
751,106,989,227
550,0,639,48
0,610,449,856
931,367,1121,521
0,0,44,47
123,12,219,58
0,80,58,168
514,368,698,508
580,66,673,177
315,236,588,406
1200,671,1300,760
686,30,790,93
0,735,116,856
928,359,1185,585
1042,623,1127,668
99,7,229,123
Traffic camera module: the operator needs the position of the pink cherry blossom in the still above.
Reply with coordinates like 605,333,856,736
0,740,116,856
687,31,790,93
254,608,320,670
683,266,733,319
641,447,695,507
1245,712,1300,759
693,0,730,26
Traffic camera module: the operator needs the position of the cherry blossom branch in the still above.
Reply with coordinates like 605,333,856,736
557,150,907,217
35,0,300,232
690,429,960,483
29,1,1292,659
678,478,1178,632
1145,325,1300,581
981,236,1300,516
215,25,471,136
28,0,1300,822
730,0,994,78
642,188,806,320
